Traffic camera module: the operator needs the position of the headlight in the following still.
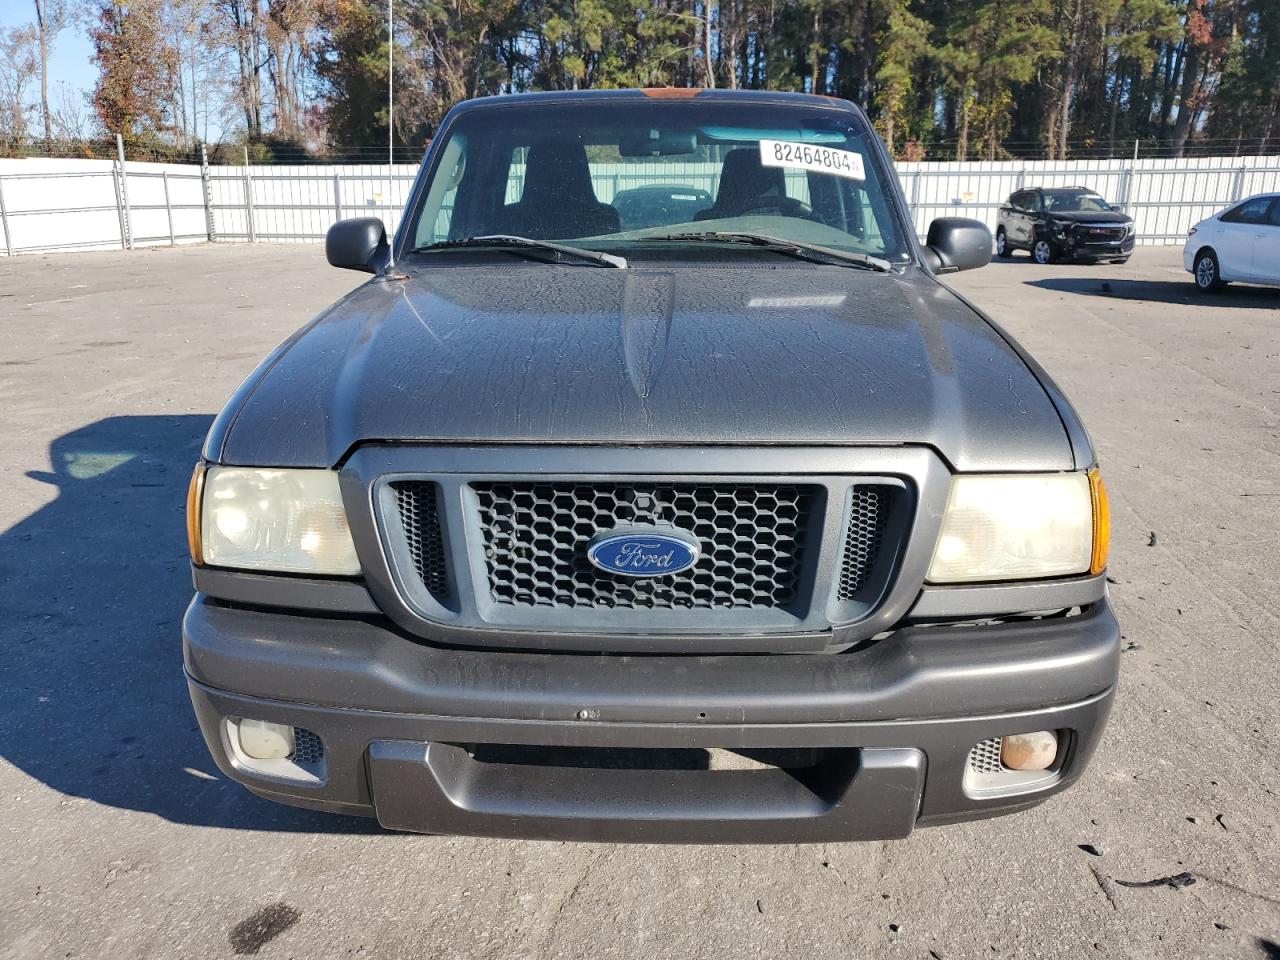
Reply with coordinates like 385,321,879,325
192,465,360,575
927,471,1107,583
1125,221,1136,235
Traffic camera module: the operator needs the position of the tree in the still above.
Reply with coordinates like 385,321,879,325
0,25,38,150
265,0,323,141
314,0,388,147
1052,0,1086,157
1105,0,1180,153
25,0,1280,160
873,0,931,155
1171,0,1217,154
33,0,67,145
89,0,171,139
212,0,267,139
51,79,91,140
1205,0,1280,151
942,0,1058,159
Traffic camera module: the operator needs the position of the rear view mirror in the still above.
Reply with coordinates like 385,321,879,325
326,217,390,274
618,129,697,158
923,217,992,274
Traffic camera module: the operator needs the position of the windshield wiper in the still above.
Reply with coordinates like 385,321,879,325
646,231,892,272
413,234,626,268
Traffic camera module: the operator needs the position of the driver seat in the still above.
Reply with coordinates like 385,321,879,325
696,148,801,221
501,142,620,240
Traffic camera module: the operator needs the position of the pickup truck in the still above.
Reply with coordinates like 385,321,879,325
184,89,1118,843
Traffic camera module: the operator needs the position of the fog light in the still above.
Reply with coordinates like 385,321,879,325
1001,731,1058,771
237,719,295,760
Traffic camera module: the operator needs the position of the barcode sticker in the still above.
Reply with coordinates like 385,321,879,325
758,139,865,181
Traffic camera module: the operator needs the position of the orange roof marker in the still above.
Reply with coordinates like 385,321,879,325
641,87,704,99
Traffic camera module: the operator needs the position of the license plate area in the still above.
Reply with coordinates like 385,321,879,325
368,739,925,842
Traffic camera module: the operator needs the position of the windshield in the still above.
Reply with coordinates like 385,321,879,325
1043,190,1113,213
406,98,910,263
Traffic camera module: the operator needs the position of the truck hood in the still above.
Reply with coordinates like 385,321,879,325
210,262,1073,471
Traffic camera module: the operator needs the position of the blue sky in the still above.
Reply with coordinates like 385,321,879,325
2,3,98,118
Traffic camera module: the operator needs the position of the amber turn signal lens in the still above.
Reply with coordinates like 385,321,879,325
1088,468,1110,575
186,462,205,565
640,87,703,98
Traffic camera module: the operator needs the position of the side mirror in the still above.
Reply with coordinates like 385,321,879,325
923,217,992,274
326,217,390,274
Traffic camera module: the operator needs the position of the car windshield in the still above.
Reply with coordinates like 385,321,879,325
406,97,910,263
1043,190,1113,213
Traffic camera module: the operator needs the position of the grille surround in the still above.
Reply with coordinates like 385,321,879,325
361,445,936,651
471,481,818,612
383,472,908,635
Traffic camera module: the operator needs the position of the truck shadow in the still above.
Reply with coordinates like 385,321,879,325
1024,276,1280,308
0,415,377,833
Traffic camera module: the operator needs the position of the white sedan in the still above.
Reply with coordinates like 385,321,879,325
1184,193,1280,292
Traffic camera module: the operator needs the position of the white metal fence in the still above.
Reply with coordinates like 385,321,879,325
895,156,1280,244
2,153,1278,256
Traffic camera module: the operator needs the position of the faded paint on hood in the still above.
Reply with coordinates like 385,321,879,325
209,262,1073,471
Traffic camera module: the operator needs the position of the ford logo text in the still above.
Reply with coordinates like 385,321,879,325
587,530,700,577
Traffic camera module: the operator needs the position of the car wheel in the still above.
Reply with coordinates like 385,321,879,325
1032,239,1055,265
1194,249,1225,292
995,228,1010,258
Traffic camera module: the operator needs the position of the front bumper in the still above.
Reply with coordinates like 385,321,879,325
1066,233,1136,260
184,596,1120,843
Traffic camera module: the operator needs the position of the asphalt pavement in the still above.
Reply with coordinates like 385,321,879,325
0,242,1276,959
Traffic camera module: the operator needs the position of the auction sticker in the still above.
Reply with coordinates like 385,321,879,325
759,139,865,181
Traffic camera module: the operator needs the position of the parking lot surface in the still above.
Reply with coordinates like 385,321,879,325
1,244,1277,959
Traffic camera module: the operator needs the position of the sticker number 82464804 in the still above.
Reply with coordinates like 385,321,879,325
758,139,865,182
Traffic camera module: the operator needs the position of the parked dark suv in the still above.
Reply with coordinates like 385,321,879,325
184,89,1118,843
996,187,1135,264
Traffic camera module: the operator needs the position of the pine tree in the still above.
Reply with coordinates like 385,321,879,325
873,0,930,155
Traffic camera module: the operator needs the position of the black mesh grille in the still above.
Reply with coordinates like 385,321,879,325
291,728,325,766
391,481,449,598
836,487,891,601
471,482,818,610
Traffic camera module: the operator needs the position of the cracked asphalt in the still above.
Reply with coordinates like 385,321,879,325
0,243,1277,959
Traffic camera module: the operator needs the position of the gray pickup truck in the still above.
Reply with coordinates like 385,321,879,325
184,89,1118,843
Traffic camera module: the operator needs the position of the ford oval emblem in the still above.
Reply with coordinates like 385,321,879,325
587,529,701,577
